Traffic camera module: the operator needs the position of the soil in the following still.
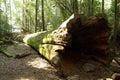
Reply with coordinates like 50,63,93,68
0,42,120,80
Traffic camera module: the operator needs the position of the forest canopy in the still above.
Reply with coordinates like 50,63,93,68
0,0,120,45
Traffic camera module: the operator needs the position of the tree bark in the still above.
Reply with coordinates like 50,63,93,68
102,0,104,14
22,0,25,29
73,0,78,18
91,0,94,15
23,14,111,67
41,0,45,31
23,15,74,66
35,0,38,32
88,0,91,16
9,0,12,25
113,0,117,51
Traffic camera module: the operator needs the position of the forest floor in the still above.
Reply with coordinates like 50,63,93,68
0,42,120,80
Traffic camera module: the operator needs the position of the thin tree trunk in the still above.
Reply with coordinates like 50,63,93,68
79,0,82,14
102,0,104,14
91,0,94,15
22,0,25,29
25,1,28,32
41,0,45,31
113,0,117,50
9,0,12,25
73,0,78,18
25,11,28,31
35,0,38,32
88,0,91,16
4,0,8,22
4,0,8,33
0,2,1,34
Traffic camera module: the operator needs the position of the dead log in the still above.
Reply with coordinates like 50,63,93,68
67,16,111,63
72,16,110,52
23,15,76,67
23,14,111,67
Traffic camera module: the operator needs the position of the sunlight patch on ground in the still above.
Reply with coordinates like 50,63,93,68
27,57,50,69
15,78,30,80
15,77,36,80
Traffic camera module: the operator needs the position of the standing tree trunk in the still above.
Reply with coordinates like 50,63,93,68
91,0,94,15
4,0,8,33
113,0,117,50
0,2,1,34
87,0,94,16
79,0,82,14
88,0,91,16
41,0,45,31
73,0,78,18
25,1,28,32
102,0,104,14
4,0,8,23
9,0,12,25
22,0,29,33
35,0,38,32
0,2,1,26
22,0,25,30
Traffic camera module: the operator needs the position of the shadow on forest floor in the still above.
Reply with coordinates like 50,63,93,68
0,53,63,80
0,42,63,80
0,42,120,80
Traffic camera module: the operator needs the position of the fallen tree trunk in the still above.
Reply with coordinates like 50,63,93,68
23,14,111,68
23,31,65,67
23,15,75,67
71,16,110,54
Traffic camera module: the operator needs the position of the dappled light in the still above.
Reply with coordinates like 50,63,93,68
15,77,35,80
0,0,120,80
0,51,60,80
27,57,50,69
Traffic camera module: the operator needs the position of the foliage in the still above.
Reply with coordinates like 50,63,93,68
0,9,12,36
0,0,120,45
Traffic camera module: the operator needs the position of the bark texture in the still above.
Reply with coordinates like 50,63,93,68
23,14,111,67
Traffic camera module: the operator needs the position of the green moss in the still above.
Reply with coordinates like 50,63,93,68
24,31,55,49
0,48,12,57
37,44,64,65
38,44,55,60
23,31,64,65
